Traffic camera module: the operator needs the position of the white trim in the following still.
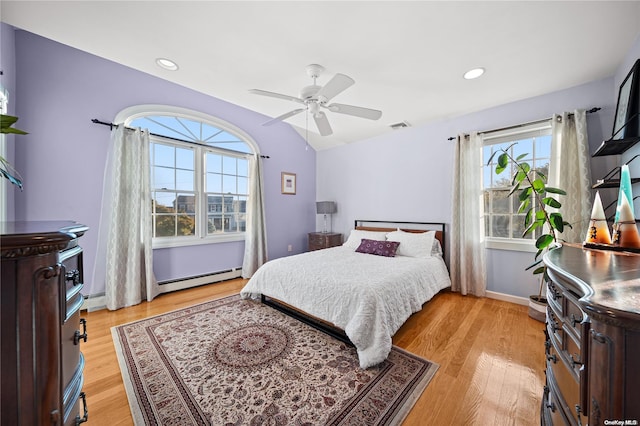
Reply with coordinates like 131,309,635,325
485,238,538,253
485,290,529,306
152,232,244,249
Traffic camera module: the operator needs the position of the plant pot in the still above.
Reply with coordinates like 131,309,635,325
528,295,547,322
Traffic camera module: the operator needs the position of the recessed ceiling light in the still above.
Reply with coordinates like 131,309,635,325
156,58,179,71
463,67,485,80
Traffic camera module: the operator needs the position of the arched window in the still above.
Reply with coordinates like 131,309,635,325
118,106,259,248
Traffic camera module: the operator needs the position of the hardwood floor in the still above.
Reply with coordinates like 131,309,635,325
80,279,545,425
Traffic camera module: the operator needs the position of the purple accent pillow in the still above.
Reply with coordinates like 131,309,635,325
355,239,400,257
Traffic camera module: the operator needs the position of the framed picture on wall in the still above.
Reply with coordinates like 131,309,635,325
281,172,296,195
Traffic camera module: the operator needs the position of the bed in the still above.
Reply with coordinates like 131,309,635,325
239,220,452,368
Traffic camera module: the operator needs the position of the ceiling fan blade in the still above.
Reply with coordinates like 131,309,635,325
249,89,305,104
313,112,333,136
262,108,305,126
316,73,355,103
326,103,383,120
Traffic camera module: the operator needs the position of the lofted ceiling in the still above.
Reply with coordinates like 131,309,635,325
2,1,640,150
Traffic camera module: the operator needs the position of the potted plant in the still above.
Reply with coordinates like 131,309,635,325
487,143,569,322
0,114,28,189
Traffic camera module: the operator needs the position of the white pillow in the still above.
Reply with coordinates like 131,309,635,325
386,229,435,258
343,230,388,249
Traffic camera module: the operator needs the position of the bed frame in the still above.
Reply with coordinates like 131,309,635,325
261,220,447,346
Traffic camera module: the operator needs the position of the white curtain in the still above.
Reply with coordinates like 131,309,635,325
450,132,486,296
93,125,158,310
242,154,268,278
548,109,592,243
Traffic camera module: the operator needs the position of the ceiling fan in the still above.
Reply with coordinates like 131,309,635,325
249,64,382,136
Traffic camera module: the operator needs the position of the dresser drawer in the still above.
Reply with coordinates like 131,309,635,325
563,292,585,343
548,340,584,425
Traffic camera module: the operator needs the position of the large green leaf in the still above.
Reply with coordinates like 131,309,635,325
0,114,28,135
519,187,532,201
542,197,561,208
535,234,554,250
532,178,545,192
496,153,509,174
550,213,564,232
545,187,566,195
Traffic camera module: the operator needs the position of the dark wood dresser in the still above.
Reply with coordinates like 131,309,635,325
308,232,342,251
1,221,89,425
542,244,640,425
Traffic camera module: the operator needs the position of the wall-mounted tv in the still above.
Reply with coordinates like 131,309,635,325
612,58,640,140
593,58,640,156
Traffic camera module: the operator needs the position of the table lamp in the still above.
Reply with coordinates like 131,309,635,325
316,201,336,233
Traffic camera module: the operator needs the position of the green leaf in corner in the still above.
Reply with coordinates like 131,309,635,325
542,197,561,208
496,153,509,174
550,213,564,232
545,187,566,195
516,153,528,161
535,234,554,250
0,114,28,135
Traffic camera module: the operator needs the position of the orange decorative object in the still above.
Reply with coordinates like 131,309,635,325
584,191,612,245
612,193,640,248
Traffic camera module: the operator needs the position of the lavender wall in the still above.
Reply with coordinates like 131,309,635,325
317,77,616,299
0,24,17,220
9,27,316,296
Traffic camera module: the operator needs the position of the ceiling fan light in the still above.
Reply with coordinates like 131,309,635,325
463,67,485,80
156,58,179,71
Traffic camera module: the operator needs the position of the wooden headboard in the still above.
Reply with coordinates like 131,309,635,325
354,220,446,254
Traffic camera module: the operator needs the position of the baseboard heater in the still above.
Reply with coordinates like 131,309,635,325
82,267,243,312
157,267,243,293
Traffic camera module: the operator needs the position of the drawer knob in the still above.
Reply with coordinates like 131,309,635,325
74,318,88,345
66,269,81,286
570,313,581,328
546,401,556,412
570,354,583,367
546,353,557,363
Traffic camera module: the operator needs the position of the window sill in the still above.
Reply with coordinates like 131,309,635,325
485,238,538,253
153,233,245,249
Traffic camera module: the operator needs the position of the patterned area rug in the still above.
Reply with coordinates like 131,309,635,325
112,294,438,425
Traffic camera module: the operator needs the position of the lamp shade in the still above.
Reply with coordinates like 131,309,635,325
316,201,336,214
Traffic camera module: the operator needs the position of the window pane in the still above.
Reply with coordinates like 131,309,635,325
154,144,174,167
154,192,175,212
155,215,175,237
223,174,236,193
208,215,222,234
153,166,175,190
176,147,194,170
237,176,248,194
237,158,248,177
512,138,533,161
176,193,195,214
177,214,196,236
206,173,222,192
207,153,222,173
223,156,237,175
176,169,194,191
491,189,510,213
491,215,510,238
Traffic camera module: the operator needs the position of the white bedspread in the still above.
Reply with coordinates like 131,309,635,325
240,246,451,368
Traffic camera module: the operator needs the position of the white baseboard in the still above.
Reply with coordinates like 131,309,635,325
485,290,529,306
82,268,243,312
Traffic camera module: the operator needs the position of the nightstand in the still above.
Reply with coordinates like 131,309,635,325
308,232,342,251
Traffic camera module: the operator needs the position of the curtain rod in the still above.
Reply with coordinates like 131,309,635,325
447,107,601,141
91,119,270,159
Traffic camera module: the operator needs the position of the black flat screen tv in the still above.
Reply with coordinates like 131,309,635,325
593,58,640,156
612,58,640,141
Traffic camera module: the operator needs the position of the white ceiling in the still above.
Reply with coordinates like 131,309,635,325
2,1,640,150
